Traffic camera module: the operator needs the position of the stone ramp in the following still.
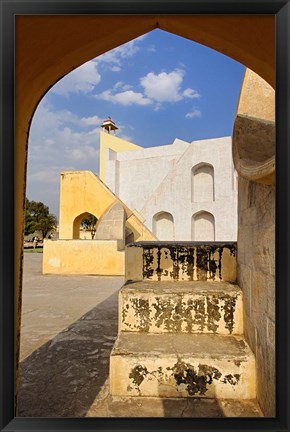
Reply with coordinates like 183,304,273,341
119,281,243,334
110,333,255,399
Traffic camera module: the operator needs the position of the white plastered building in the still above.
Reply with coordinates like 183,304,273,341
99,121,238,241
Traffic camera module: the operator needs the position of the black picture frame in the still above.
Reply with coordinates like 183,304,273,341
0,1,289,431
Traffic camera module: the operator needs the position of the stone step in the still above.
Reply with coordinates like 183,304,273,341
119,281,243,335
110,333,256,399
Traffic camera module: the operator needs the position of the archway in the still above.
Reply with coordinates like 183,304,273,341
72,212,98,239
192,211,215,241
191,163,215,203
153,211,175,240
14,14,277,417
15,14,275,292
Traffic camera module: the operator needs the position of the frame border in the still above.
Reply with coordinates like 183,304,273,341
1,1,289,431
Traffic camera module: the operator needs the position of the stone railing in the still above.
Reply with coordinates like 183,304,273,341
125,241,237,283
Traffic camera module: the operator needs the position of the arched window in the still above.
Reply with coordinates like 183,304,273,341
192,211,215,241
72,212,98,239
191,163,214,203
153,211,175,241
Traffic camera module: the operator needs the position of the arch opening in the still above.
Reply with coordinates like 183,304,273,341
153,211,175,241
191,163,215,203
73,212,98,239
192,211,215,241
16,17,274,418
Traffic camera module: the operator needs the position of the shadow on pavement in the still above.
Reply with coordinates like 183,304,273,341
18,290,118,417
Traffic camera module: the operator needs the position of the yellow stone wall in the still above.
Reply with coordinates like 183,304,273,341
236,69,275,121
58,170,155,241
43,239,125,275
43,170,156,275
234,70,275,416
99,131,141,182
232,69,275,185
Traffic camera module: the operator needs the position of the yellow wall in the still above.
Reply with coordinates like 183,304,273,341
59,170,155,241
99,131,141,181
43,239,125,275
43,170,156,276
233,69,275,185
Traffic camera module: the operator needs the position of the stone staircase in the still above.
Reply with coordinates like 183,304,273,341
109,242,257,405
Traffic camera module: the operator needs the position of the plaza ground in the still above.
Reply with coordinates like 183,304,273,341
18,253,263,417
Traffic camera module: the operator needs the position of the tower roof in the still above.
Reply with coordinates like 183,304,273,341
101,117,118,133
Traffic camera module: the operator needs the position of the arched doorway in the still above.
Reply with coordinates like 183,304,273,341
13,13,278,418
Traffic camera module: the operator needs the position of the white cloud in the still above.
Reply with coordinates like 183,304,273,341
140,69,185,102
95,89,152,106
114,81,132,91
147,45,156,52
183,88,200,99
28,166,61,184
51,60,101,96
97,35,147,67
153,103,163,111
27,99,102,215
186,108,202,119
81,115,103,126
95,67,201,110
48,35,148,98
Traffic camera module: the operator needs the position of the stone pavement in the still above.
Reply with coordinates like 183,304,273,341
18,253,263,418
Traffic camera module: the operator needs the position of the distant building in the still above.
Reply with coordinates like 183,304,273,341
100,123,238,241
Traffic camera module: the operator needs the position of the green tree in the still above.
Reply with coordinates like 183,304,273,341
25,198,57,239
80,214,97,239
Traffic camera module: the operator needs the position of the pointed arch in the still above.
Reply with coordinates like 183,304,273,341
72,212,98,239
191,163,214,203
192,211,215,241
152,211,175,241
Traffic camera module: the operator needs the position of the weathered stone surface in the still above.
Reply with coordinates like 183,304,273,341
267,317,275,347
20,253,263,418
119,281,243,335
86,385,263,417
126,242,237,282
110,333,256,399
95,201,126,247
232,69,275,185
255,329,276,417
238,177,275,416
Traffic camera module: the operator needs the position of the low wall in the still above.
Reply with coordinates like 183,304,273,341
125,241,237,283
43,239,125,275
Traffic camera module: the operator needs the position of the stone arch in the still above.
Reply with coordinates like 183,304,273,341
191,163,214,203
72,211,98,240
192,211,215,241
16,15,275,270
153,211,175,241
13,15,278,417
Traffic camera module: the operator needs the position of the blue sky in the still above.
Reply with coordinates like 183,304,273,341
27,29,245,218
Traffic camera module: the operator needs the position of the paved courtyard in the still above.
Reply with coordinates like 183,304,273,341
18,253,263,418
